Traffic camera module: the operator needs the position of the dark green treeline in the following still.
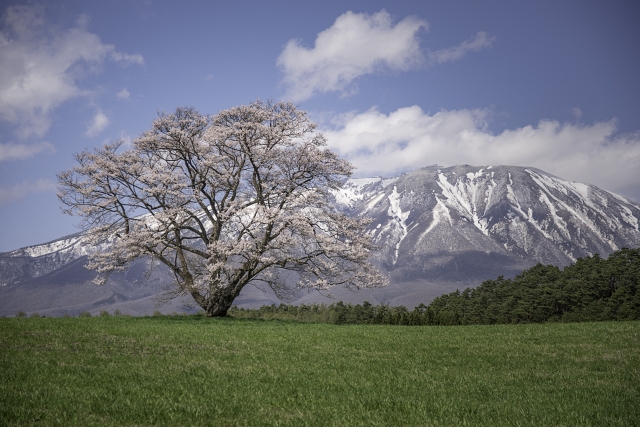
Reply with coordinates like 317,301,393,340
229,248,640,325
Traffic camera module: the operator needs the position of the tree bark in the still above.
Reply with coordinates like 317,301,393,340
205,303,231,317
203,292,236,317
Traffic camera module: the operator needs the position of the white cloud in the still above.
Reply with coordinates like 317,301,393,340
277,10,427,102
321,106,640,200
109,51,144,65
0,141,55,161
0,179,56,205
572,107,583,121
428,31,495,63
0,5,144,138
116,88,130,99
86,109,109,137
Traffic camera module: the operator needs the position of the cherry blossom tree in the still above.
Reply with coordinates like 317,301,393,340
58,101,387,317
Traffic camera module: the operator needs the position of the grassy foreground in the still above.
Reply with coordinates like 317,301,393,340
1,317,639,426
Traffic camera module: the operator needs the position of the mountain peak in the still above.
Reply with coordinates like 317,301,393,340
335,164,640,272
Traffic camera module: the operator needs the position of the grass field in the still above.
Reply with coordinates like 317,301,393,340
1,316,639,426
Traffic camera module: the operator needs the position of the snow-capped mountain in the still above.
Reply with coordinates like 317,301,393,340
0,233,90,287
335,165,640,274
2,164,640,315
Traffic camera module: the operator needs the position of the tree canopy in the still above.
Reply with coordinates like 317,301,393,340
58,101,387,316
423,247,640,325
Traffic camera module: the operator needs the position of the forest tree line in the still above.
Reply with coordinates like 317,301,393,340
229,247,640,325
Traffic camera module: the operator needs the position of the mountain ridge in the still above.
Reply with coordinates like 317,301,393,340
337,165,639,264
2,164,639,316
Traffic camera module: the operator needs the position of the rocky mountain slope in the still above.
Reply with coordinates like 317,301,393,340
2,165,639,315
337,165,640,273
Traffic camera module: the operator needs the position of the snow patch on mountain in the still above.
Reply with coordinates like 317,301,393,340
437,171,490,236
417,196,452,244
364,193,386,214
538,192,570,240
6,235,86,258
331,176,401,211
387,186,410,264
332,178,379,209
527,169,617,250
618,204,639,231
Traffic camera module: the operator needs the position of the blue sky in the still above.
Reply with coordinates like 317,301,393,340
1,0,639,252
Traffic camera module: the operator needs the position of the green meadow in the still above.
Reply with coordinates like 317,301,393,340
1,316,638,426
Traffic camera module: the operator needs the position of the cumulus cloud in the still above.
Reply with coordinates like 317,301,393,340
0,141,55,161
321,106,640,201
86,109,109,137
428,31,495,63
0,179,56,205
0,5,144,138
277,10,427,102
116,88,130,99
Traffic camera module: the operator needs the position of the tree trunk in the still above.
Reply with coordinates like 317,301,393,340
205,302,231,317
202,291,236,317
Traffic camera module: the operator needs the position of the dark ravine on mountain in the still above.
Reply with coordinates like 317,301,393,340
2,164,640,317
